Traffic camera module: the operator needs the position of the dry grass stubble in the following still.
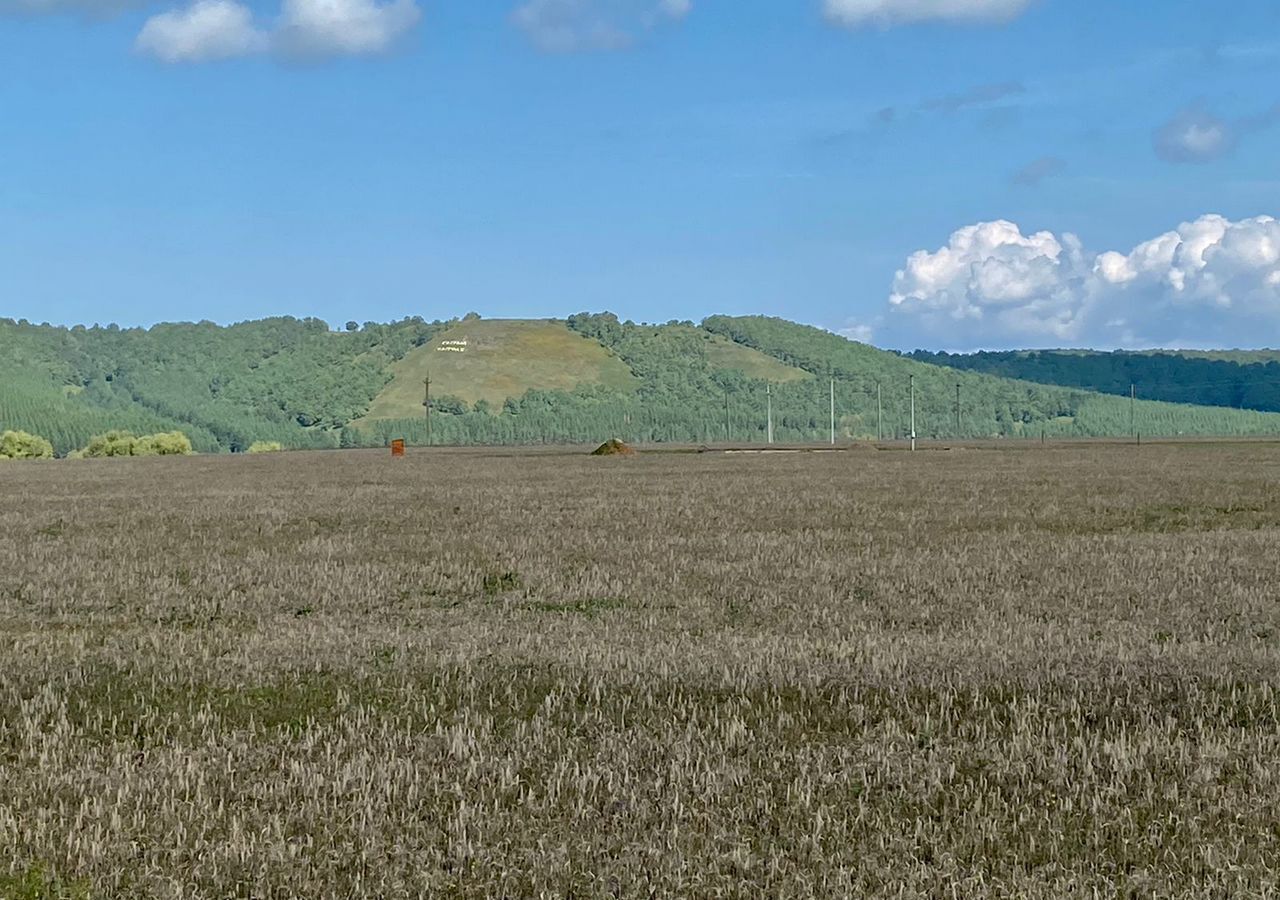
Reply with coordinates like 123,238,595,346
1,443,1279,896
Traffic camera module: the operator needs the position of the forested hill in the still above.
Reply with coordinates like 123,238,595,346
908,349,1280,414
3,312,1280,456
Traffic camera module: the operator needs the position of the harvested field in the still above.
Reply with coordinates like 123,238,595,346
2,443,1280,897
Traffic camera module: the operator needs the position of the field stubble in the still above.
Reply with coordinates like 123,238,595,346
2,443,1280,897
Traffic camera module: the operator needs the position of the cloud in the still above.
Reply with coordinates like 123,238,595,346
275,0,420,57
135,0,265,62
0,0,142,13
511,0,690,53
1153,103,1235,163
838,323,875,343
1,0,187,15
859,214,1280,349
1010,155,1066,186
823,0,1033,29
921,80,1024,113
1153,101,1280,164
136,0,420,62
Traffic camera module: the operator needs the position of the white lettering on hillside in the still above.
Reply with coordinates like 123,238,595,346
437,339,468,353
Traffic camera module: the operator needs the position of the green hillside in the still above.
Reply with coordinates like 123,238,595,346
703,316,1280,440
360,318,805,421
361,319,638,419
0,316,443,454
909,348,1280,415
2,312,1279,455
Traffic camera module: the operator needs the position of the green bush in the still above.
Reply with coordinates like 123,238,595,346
81,430,141,458
136,431,194,456
79,430,193,458
248,441,285,453
0,430,54,460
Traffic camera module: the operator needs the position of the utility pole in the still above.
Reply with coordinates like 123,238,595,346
1130,383,1136,440
423,374,432,446
766,384,774,445
877,382,882,443
830,377,836,445
725,390,731,443
955,383,961,438
909,375,916,452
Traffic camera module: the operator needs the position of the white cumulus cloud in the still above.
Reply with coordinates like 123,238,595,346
512,0,691,53
822,0,1032,29
136,0,420,62
275,0,420,58
135,0,265,62
862,215,1280,349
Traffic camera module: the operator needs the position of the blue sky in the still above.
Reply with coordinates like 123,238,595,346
3,0,1279,349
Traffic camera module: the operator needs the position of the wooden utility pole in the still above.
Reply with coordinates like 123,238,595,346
830,377,836,445
423,375,432,446
1130,383,1136,440
955,383,961,437
877,382,882,442
766,384,774,445
909,375,916,452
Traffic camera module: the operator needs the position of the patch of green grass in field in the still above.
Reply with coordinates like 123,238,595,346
360,319,638,416
0,864,91,899
1040,502,1277,535
522,596,628,617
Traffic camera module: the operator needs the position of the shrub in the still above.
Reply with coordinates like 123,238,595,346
0,430,54,460
433,395,469,416
79,430,193,458
248,441,285,454
80,431,138,458
135,432,194,456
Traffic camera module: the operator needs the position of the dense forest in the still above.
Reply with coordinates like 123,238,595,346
4,313,1280,456
0,316,443,454
910,349,1280,414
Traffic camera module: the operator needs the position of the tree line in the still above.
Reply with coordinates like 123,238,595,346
3,312,1280,457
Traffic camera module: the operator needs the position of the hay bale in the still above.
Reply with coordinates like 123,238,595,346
591,439,636,457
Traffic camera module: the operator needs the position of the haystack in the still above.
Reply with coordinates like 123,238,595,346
591,439,636,456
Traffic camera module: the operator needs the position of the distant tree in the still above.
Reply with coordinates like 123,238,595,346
345,321,359,332
0,430,54,460
462,312,482,322
247,440,285,453
135,431,193,456
78,430,192,458
80,431,139,458
433,395,469,416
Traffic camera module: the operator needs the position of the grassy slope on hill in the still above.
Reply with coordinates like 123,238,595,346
703,333,810,384
360,320,638,418
360,319,807,421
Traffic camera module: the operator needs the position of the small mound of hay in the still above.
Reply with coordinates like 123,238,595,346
591,439,636,457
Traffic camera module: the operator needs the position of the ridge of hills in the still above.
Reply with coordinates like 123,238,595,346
2,312,1279,455
909,348,1280,415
